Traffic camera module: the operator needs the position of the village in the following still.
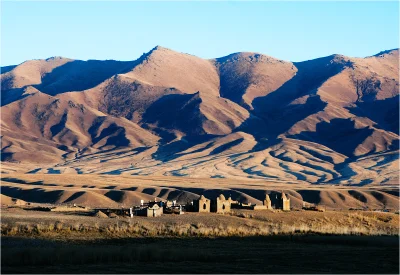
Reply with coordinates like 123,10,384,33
95,192,292,218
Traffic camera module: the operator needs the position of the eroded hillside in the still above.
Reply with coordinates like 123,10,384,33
1,46,399,185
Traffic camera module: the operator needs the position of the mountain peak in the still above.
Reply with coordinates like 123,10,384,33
137,45,177,62
149,45,175,53
372,48,399,58
152,45,167,50
215,51,288,65
45,56,70,62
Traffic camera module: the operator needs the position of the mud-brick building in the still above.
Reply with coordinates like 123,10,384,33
276,192,290,211
135,204,163,217
193,195,210,212
210,194,234,214
233,194,273,210
263,194,272,209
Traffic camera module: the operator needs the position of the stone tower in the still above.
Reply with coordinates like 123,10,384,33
281,192,290,211
263,194,272,209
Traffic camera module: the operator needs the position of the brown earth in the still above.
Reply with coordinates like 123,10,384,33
0,194,25,206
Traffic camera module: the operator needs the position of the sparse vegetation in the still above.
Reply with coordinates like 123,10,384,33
2,209,398,238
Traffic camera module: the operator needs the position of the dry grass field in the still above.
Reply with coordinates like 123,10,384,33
1,208,399,238
1,207,399,274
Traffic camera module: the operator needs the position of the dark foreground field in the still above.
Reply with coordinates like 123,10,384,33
1,207,399,273
2,235,399,274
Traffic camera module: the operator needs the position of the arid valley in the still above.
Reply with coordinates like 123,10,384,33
1,10,400,273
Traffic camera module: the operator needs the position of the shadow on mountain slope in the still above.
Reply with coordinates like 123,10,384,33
0,65,17,74
151,134,218,162
288,118,374,157
1,88,32,106
141,93,207,137
241,95,328,139
347,95,399,134
246,54,350,139
252,54,351,115
36,60,136,95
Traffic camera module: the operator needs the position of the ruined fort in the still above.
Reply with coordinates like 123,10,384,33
124,191,291,217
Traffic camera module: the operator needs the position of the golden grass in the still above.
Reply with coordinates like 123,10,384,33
2,215,397,238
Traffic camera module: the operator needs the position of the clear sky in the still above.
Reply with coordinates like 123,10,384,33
1,1,399,66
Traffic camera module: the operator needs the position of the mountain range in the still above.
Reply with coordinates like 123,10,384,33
1,46,399,185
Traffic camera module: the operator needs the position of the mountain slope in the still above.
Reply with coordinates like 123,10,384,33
1,88,159,163
215,52,297,110
121,46,220,97
1,47,398,185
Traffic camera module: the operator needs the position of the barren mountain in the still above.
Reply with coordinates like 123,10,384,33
1,46,398,185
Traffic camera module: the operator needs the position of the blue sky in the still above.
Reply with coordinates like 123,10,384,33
1,1,399,66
